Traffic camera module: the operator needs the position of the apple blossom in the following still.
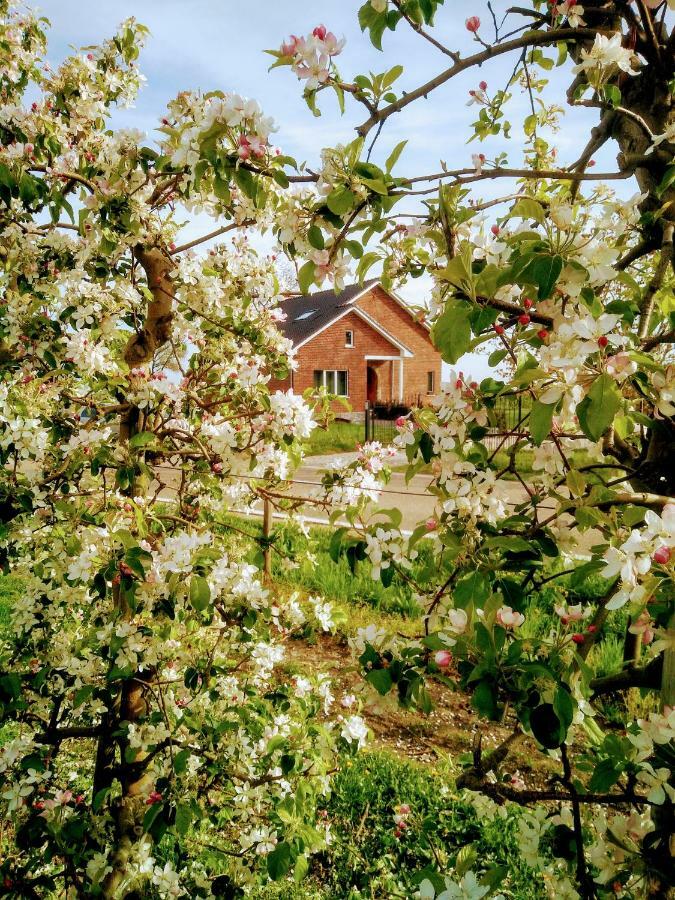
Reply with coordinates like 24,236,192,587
496,607,525,629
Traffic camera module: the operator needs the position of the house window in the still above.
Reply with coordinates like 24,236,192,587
313,369,349,396
427,371,435,393
345,330,354,348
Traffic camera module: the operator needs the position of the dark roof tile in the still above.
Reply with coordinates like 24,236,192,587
278,279,379,345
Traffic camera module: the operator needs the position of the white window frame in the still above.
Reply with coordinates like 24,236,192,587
345,329,354,348
314,369,349,397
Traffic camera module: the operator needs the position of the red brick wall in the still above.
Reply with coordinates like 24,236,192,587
356,286,442,403
268,286,442,413
269,309,400,413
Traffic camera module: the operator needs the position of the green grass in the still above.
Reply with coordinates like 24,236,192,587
0,575,20,632
303,752,546,898
304,421,364,456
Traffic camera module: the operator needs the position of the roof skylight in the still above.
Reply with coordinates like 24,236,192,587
295,309,317,320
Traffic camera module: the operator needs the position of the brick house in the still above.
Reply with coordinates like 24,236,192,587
268,280,442,416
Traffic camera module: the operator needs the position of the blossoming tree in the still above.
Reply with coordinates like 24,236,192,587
0,0,674,898
271,2,674,898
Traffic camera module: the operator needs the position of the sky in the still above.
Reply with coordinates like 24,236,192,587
33,0,636,380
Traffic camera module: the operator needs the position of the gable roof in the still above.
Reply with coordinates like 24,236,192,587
279,278,429,349
279,279,379,345
296,304,413,356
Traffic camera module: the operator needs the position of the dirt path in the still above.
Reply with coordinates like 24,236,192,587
285,635,558,785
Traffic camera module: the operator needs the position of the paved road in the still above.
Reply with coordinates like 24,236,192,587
156,452,598,550
155,451,533,534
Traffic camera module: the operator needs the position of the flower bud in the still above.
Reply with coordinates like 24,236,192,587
653,546,671,565
434,650,452,669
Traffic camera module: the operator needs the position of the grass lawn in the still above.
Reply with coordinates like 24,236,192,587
304,420,364,455
0,575,20,629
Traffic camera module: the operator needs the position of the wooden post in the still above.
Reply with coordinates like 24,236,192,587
262,497,273,582
364,401,370,444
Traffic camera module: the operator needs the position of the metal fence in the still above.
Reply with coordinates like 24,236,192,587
364,396,527,450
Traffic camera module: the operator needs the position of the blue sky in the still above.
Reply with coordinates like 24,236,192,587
35,1,630,379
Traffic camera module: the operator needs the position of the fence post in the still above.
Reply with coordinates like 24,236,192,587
262,497,272,582
364,401,370,444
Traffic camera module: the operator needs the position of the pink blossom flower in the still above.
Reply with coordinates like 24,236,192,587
472,153,486,174
280,35,301,56
554,603,587,625
653,546,671,565
496,606,525,629
425,518,437,531
434,650,452,668
629,611,655,645
465,16,481,32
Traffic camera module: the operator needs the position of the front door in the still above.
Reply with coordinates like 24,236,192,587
366,365,378,404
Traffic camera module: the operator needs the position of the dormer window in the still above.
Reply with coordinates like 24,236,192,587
345,330,354,348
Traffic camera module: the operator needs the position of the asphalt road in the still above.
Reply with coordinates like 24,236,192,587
157,451,537,535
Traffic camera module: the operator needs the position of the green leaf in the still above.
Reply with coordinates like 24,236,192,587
382,64,403,88
438,253,473,291
511,197,545,225
307,225,324,250
366,667,393,695
328,527,347,563
454,571,490,607
143,802,164,833
294,854,309,884
589,758,623,793
385,139,407,173
509,252,563,299
602,83,622,108
576,374,622,442
488,349,507,367
472,680,498,720
233,166,257,201
189,575,211,612
326,186,357,215
529,400,555,446
553,686,575,733
213,175,231,202
530,703,564,749
474,264,502,299
358,4,388,49
174,802,193,835
298,261,316,294
267,842,292,880
129,431,156,448
656,165,675,199
380,565,395,588
431,299,472,364
530,253,563,300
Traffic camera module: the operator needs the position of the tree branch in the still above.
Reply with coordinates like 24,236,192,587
590,656,663,695
638,221,674,339
356,28,610,137
171,220,254,255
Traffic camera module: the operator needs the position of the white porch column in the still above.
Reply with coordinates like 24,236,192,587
398,357,404,401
